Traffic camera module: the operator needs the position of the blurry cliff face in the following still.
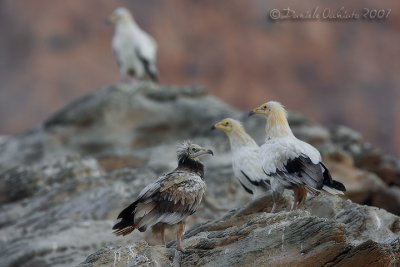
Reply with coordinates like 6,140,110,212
0,0,399,155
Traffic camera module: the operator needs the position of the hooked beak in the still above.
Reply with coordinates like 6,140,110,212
212,122,224,130
249,106,265,117
195,148,214,157
106,14,116,25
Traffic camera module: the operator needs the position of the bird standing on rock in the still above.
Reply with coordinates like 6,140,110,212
212,118,270,197
249,101,346,212
112,141,213,252
108,7,158,82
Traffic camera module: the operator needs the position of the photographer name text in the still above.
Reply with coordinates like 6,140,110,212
269,7,391,21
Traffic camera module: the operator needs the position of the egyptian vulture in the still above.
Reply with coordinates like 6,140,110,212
108,7,158,82
112,141,213,252
249,101,346,212
212,118,270,197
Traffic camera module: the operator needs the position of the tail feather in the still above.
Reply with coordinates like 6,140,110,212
112,215,136,236
112,201,138,236
322,185,345,195
136,50,158,82
321,163,346,194
117,201,138,219
146,66,158,82
330,180,346,192
113,225,135,236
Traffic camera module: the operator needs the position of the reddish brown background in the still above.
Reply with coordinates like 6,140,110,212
0,0,399,155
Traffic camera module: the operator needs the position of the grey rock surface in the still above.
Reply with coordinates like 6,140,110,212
80,196,400,267
0,82,399,266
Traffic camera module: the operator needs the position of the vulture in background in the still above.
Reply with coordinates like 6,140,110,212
212,118,270,197
108,7,158,82
249,101,346,212
113,141,213,252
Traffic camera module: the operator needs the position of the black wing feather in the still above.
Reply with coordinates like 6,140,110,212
135,48,158,82
321,162,346,192
281,155,324,189
241,170,261,186
238,179,254,194
269,155,346,193
112,200,138,230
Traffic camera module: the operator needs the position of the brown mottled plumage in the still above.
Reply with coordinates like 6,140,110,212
112,141,213,251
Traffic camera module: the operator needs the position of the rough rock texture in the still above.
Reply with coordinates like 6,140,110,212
0,82,400,267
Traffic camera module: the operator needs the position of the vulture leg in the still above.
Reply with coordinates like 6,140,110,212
290,199,296,211
291,186,307,210
297,186,308,208
160,224,166,246
119,71,128,83
119,69,138,84
271,190,279,213
176,221,186,252
291,187,299,211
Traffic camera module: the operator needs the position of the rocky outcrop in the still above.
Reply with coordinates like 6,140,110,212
0,82,399,266
79,195,400,267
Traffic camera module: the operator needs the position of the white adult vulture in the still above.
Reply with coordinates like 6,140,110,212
212,118,270,197
109,7,158,82
249,101,346,212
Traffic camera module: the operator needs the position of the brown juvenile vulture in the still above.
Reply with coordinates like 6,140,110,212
112,141,213,251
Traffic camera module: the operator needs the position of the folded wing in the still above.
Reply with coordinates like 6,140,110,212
261,137,345,194
112,170,205,236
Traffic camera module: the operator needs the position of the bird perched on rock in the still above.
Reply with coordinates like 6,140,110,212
212,118,270,197
108,7,158,82
112,141,213,252
249,101,346,212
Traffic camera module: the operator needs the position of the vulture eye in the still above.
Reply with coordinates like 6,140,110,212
225,122,229,125
263,105,267,109
191,148,197,152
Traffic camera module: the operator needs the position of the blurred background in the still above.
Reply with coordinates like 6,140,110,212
0,0,399,155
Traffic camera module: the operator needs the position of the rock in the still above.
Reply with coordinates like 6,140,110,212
289,113,331,146
372,186,400,215
322,151,387,204
0,82,237,171
0,139,246,266
80,196,400,267
330,126,400,187
0,82,400,266
78,241,179,267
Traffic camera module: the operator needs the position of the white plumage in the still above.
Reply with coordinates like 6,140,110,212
109,7,158,82
213,118,270,197
261,137,321,175
249,101,346,212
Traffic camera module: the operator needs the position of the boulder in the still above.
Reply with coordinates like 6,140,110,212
0,82,399,266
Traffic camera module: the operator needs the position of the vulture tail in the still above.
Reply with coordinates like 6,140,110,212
112,201,138,236
321,163,346,195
